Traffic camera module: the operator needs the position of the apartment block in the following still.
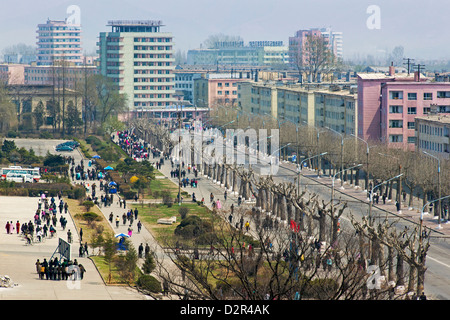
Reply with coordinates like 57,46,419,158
98,20,175,110
238,80,357,135
415,114,450,159
36,19,83,66
358,67,450,150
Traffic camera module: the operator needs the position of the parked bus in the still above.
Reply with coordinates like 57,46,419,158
0,166,41,182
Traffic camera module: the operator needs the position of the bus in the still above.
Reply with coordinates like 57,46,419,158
0,166,41,182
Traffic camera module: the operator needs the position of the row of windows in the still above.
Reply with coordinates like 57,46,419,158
418,124,449,137
134,46,172,51
218,90,237,95
134,61,172,67
389,135,416,143
134,101,172,107
389,91,450,100
134,70,172,75
134,37,171,43
419,139,449,153
134,93,171,98
134,86,174,91
134,78,172,83
134,54,172,59
388,106,436,114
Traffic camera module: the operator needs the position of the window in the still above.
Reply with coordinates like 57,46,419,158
407,136,416,144
407,93,417,100
389,91,403,100
389,120,403,128
424,107,431,114
437,91,450,98
218,91,222,95
389,105,403,114
217,83,222,87
407,122,415,129
407,107,417,114
423,93,433,100
389,135,403,143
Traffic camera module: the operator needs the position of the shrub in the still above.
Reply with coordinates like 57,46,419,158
82,200,95,212
81,212,102,224
136,274,161,293
179,206,189,219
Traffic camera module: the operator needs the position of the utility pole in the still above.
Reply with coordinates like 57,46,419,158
403,58,414,75
413,63,426,81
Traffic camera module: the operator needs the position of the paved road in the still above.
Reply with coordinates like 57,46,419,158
0,139,148,300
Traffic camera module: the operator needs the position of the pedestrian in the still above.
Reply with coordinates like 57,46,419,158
84,242,89,256
67,229,72,243
78,264,86,280
115,215,120,228
145,243,150,258
137,220,142,233
79,228,83,242
245,221,250,233
138,243,144,258
16,221,20,234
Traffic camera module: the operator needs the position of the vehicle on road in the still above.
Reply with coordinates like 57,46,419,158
5,173,34,183
55,145,74,152
1,166,41,182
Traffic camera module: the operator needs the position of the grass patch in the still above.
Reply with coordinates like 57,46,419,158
90,255,142,285
67,198,113,245
132,202,213,243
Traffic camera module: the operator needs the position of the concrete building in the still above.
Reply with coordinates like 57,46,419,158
187,41,288,66
415,114,450,159
238,80,357,135
193,72,252,112
358,67,450,150
416,114,450,159
98,20,175,111
24,64,98,89
36,19,83,66
0,64,26,85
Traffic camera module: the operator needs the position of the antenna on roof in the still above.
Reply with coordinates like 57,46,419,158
403,58,414,75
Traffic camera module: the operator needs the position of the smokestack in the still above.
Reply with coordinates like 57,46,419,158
389,61,395,76
414,71,420,82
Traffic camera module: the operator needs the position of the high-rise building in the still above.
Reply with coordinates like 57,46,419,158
98,20,175,111
36,19,83,66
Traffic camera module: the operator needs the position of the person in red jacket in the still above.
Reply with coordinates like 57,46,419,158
16,221,20,234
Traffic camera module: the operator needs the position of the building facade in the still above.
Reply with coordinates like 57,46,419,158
187,41,288,66
98,20,175,111
24,64,98,89
36,19,83,66
238,80,357,135
415,114,450,159
358,68,450,150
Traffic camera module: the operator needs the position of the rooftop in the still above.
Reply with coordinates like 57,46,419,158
415,114,450,124
107,20,164,27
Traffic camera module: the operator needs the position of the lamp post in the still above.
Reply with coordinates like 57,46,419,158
368,173,404,227
270,143,291,176
377,152,402,204
422,151,442,229
325,127,345,187
331,164,363,208
302,121,325,177
350,134,370,192
298,152,328,195
285,118,300,167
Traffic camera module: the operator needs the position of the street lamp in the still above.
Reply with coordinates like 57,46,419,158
298,152,328,195
325,127,346,187
331,164,363,208
270,143,291,176
422,151,442,228
302,121,325,177
368,173,404,227
350,134,370,192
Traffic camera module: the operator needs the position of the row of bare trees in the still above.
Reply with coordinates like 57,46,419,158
131,120,430,300
210,107,450,217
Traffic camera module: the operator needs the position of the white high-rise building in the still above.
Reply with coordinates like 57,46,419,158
98,20,176,111
320,27,343,59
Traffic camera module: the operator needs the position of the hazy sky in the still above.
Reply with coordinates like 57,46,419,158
0,0,449,61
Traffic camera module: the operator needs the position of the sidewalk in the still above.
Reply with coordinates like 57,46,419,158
281,161,450,237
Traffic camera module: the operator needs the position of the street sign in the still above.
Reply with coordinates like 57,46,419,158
58,238,71,260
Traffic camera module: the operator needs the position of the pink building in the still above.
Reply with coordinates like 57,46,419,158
358,67,450,150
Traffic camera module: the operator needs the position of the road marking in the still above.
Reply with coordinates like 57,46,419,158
427,255,450,269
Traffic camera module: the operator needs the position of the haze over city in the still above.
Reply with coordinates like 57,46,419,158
0,0,448,61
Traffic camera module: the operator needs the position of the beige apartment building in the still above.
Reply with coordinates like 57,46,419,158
238,80,357,135
415,113,450,159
